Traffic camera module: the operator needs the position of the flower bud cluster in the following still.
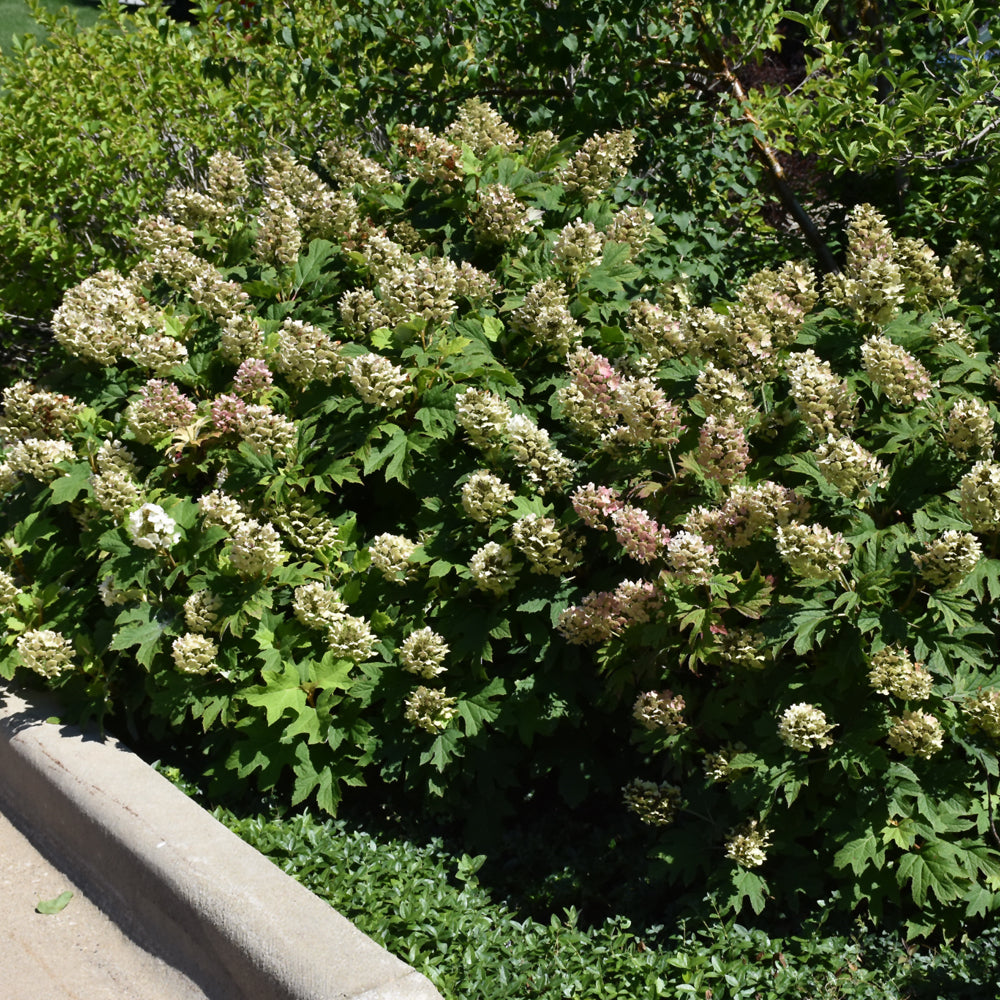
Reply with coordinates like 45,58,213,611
686,481,806,549
91,469,143,518
132,248,248,318
473,184,541,245
1,382,84,441
561,130,637,200
665,531,718,584
125,380,197,444
125,330,189,375
52,269,150,365
945,240,984,289
868,646,933,701
293,582,348,630
912,531,981,588
469,541,516,596
943,398,993,460
511,515,580,575
396,124,463,186
206,150,248,205
556,349,620,437
776,522,851,581
272,320,342,386
777,703,836,752
609,505,671,563
887,710,944,758
717,628,771,670
233,358,274,398
460,471,514,522
632,690,686,733
237,404,298,459
725,820,772,869
605,205,655,253
164,188,230,231
513,279,582,357
4,438,75,481
376,257,459,328
404,686,458,733
17,629,74,679
860,336,933,407
445,97,521,156
274,508,339,553
964,690,1000,740
320,142,392,190
929,317,976,352
171,633,219,675
704,743,748,783
228,520,283,577
0,569,20,616
552,219,603,278
785,350,856,436
452,261,497,302
399,627,449,679
622,779,680,827
256,192,302,265
327,613,377,662
198,490,246,530
695,415,751,486
455,388,512,450
958,460,1000,531
131,215,196,255
96,439,139,478
210,394,248,434
692,363,757,424
219,314,265,364
369,533,418,582
505,413,575,490
626,300,687,363
815,434,887,498
347,353,409,409
607,376,684,451
184,590,222,633
127,503,180,550
896,237,955,309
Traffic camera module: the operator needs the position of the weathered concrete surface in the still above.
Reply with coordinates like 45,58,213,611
0,684,444,1000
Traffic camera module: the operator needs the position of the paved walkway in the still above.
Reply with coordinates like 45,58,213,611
0,806,207,1000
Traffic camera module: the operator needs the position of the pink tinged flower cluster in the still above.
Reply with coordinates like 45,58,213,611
665,531,718,584
571,483,623,530
211,394,248,434
126,380,197,444
233,358,274,398
695,415,750,486
860,336,933,407
557,579,659,646
609,505,670,563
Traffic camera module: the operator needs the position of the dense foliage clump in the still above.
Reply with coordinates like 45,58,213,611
2,102,1000,934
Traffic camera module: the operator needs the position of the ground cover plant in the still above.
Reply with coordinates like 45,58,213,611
2,102,999,937
0,0,99,54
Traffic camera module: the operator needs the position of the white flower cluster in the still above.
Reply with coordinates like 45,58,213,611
0,569,20,616
552,219,603,278
632,690,686,734
717,628,771,670
198,490,246,530
460,471,514,522
399,627,449,679
777,703,836,752
505,413,575,490
473,184,541,245
868,646,933,701
327,614,377,662
815,434,887,499
469,541,517,596
784,350,856,437
958,461,1000,531
16,629,75,679
127,504,180,550
404,685,458,733
368,533,418,582
665,531,718,585
237,404,298,460
320,142,392,190
725,820,773,869
171,633,219,675
626,300,687,363
561,130,637,200
860,336,933,407
1,381,84,441
622,778,680,827
271,319,342,387
132,247,248,318
455,388,512,450
445,97,522,156
695,415,750,486
964,690,1000,741
912,531,981,588
125,330,189,375
776,522,851,581
292,582,347,630
4,438,75,481
124,379,197,445
91,469,143,519
219,313,266,363
512,278,582,357
887,711,944,759
347,353,410,409
183,591,222,633
693,364,758,425
511,515,580,576
605,205,655,253
228,520,284,577
943,398,994,460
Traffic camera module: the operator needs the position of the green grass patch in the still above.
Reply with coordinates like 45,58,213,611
0,0,100,53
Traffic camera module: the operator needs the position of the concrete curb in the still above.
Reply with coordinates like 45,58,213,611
0,684,444,1000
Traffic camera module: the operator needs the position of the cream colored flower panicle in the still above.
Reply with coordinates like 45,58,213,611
860,336,933,407
460,471,514,523
183,591,223,634
454,388,512,450
561,130,637,199
4,439,75,481
172,633,218,675
399,627,449,680
777,703,836,752
784,350,856,436
505,413,575,490
327,613,377,663
469,541,517,596
814,434,887,499
0,381,84,441
445,97,521,156
228,520,283,577
887,710,944,758
776,523,851,581
292,582,347,630
622,779,680,826
868,646,933,700
958,461,1000,531
404,686,458,733
16,630,75,679
511,515,580,575
473,184,541,245
632,691,686,734
964,690,1000,741
368,533,418,581
665,531,717,584
347,353,409,409
91,469,143,519
943,398,994,460
725,820,773,869
912,531,981,588
272,319,342,387
552,219,603,278
0,569,21,616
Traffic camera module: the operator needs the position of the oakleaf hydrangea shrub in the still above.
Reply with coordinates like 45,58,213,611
2,102,1000,929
